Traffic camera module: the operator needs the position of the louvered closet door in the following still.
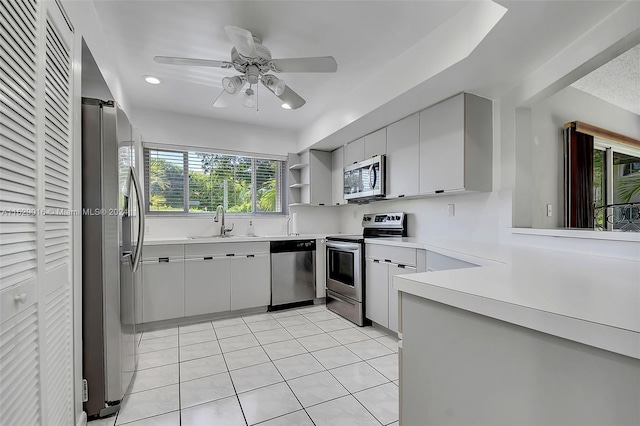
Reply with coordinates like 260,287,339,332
0,0,42,424
1,0,75,424
41,3,74,425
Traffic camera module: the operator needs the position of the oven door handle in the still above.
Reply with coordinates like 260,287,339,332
326,241,362,252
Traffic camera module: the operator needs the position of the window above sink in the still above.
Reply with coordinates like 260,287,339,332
144,146,287,216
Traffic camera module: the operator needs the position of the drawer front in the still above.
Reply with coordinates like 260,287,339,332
367,244,416,267
185,242,269,257
0,278,37,323
426,250,477,271
142,244,184,261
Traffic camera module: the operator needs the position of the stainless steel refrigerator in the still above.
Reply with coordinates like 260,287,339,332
82,98,145,418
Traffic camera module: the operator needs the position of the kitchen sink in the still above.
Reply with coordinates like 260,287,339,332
187,234,261,239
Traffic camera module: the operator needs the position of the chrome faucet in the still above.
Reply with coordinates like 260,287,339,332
214,205,234,237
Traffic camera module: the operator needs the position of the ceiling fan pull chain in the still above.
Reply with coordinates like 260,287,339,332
256,82,260,118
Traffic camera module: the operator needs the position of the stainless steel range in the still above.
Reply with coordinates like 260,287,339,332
325,212,407,325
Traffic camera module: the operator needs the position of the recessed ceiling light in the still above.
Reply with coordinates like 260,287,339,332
281,103,291,110
143,75,162,85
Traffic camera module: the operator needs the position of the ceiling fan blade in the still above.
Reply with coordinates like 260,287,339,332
276,85,306,109
270,56,337,73
224,26,258,58
154,56,233,68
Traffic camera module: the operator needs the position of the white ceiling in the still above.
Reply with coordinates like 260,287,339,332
571,44,640,115
89,0,628,146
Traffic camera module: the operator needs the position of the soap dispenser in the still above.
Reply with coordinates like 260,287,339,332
247,221,255,237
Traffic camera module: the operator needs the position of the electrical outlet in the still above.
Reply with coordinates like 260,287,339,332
547,204,552,217
447,204,455,217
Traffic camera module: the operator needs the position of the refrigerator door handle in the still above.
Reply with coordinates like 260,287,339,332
130,166,145,272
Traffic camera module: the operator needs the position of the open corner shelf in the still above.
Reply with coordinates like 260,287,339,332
289,163,308,170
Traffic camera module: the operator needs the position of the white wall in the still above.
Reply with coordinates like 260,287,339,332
145,205,341,240
338,193,502,242
131,107,297,156
132,107,308,239
529,86,640,229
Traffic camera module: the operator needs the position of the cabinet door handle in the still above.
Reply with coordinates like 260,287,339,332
373,259,380,263
14,293,27,304
435,190,444,194
247,254,255,258
384,259,392,263
159,257,169,263
397,264,406,269
226,253,235,257
204,256,212,260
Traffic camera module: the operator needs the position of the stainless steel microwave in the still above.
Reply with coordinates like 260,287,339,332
343,155,386,201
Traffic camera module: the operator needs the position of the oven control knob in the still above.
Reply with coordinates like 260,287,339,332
395,215,400,220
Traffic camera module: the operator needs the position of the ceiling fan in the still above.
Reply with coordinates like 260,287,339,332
154,26,337,110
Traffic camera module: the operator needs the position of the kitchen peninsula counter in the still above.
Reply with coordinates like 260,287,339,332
387,238,640,425
372,237,640,359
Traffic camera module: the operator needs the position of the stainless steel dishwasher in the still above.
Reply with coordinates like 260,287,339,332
270,239,316,309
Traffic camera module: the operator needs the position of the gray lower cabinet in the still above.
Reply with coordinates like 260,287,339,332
388,263,415,333
230,254,271,310
365,259,417,333
365,259,389,328
142,258,185,322
366,244,423,333
184,257,231,316
142,243,271,323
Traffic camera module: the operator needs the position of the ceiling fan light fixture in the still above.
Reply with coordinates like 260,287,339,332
281,103,292,110
263,75,286,96
242,87,256,108
222,76,244,94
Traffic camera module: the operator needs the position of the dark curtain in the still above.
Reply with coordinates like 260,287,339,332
566,128,594,228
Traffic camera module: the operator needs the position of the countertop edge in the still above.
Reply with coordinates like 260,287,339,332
143,234,329,245
394,273,640,360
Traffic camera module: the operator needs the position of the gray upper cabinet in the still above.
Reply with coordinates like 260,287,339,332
364,128,387,159
386,113,420,198
419,93,492,195
345,137,365,165
301,150,332,205
331,146,347,205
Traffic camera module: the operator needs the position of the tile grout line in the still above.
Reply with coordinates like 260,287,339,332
215,315,250,426
177,324,183,426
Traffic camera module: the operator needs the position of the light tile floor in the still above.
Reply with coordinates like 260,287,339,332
89,304,399,426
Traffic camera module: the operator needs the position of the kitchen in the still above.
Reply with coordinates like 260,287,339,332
0,1,639,426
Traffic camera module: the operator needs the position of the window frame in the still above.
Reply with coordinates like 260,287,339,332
143,144,288,216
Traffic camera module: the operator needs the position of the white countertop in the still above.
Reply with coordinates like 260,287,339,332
374,238,640,359
143,234,330,246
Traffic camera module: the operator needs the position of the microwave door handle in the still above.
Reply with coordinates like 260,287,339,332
369,164,377,189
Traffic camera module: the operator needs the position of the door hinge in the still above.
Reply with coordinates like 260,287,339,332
82,379,89,402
